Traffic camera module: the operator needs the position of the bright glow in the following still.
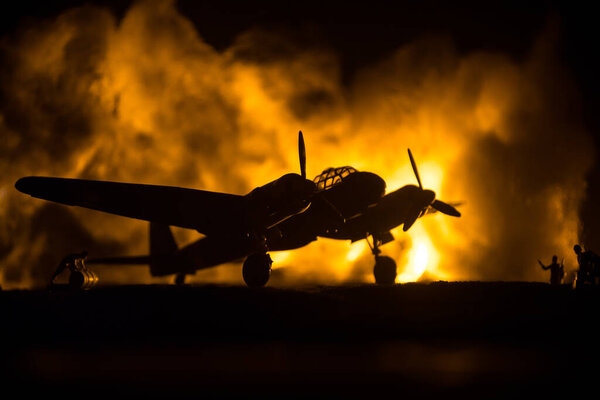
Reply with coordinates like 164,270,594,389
346,241,367,262
2,0,588,289
414,243,429,273
397,242,428,282
387,160,444,193
397,224,439,282
270,251,291,268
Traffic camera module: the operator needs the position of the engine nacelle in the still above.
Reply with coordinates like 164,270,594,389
246,173,316,229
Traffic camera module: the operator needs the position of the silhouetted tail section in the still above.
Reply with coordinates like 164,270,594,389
150,222,178,257
86,223,179,277
149,222,178,276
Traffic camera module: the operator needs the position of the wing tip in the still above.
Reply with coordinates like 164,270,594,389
15,176,34,194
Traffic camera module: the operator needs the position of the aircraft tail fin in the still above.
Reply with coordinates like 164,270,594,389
149,222,178,276
150,222,178,256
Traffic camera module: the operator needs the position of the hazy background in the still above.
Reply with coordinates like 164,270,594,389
1,0,598,288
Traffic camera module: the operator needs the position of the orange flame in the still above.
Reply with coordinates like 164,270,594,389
0,1,593,288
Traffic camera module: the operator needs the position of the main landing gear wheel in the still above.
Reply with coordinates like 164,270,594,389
367,235,397,285
374,256,397,285
243,253,272,287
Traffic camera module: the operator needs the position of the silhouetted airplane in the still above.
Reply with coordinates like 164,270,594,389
276,148,461,284
15,131,460,287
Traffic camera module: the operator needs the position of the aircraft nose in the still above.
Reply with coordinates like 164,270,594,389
423,189,436,204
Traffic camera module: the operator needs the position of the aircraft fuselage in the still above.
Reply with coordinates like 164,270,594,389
266,171,386,251
145,170,387,273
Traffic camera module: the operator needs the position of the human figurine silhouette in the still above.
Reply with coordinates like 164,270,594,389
573,244,598,287
538,255,564,286
51,251,89,285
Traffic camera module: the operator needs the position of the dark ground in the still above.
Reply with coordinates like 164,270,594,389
2,282,599,398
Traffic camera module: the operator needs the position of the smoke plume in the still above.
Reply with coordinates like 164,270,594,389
0,1,593,288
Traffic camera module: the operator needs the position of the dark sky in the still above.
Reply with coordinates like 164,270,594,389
2,0,599,245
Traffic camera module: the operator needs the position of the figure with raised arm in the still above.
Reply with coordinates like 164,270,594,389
538,255,564,286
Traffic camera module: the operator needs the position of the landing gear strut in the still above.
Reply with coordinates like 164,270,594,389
243,253,272,287
367,236,397,285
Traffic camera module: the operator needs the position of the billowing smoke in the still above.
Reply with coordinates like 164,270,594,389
0,1,593,288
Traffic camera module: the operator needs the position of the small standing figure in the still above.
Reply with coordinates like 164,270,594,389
50,251,97,289
538,255,564,286
51,251,88,283
573,244,598,287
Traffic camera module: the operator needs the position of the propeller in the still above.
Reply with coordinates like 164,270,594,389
408,149,423,190
299,130,307,179
297,130,345,226
403,148,461,231
431,199,461,217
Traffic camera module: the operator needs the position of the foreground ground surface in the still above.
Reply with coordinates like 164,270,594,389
2,281,599,397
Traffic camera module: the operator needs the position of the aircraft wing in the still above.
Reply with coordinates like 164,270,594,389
15,176,247,236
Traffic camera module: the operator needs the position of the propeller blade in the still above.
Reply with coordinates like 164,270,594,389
299,130,306,179
404,190,436,231
408,149,423,190
403,210,420,232
432,199,461,217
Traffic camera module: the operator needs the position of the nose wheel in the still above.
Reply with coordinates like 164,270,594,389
374,256,397,285
243,253,272,287
367,236,397,285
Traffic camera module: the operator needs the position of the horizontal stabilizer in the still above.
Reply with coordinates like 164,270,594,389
87,256,151,265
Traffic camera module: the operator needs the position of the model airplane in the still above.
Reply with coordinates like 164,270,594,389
15,131,460,287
